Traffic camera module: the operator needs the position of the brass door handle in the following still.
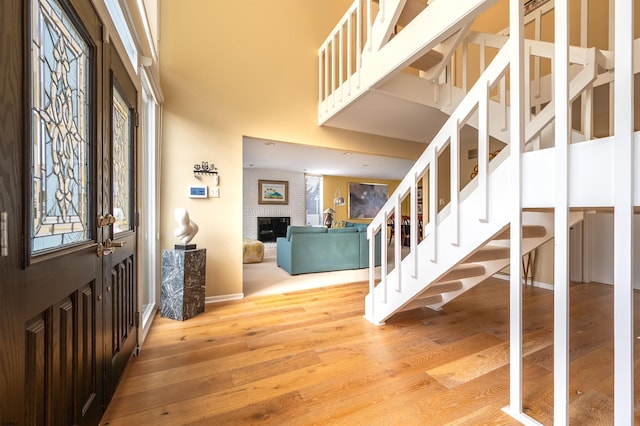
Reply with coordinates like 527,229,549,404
96,242,114,257
105,238,126,248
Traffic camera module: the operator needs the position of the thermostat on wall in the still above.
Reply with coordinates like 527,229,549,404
188,185,208,198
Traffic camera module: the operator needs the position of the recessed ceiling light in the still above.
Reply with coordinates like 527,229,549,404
343,152,352,155
265,142,276,147
362,164,370,167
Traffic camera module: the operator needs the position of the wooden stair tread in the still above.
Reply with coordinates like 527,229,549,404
464,246,510,263
410,50,444,72
399,294,443,312
494,225,546,240
438,264,485,283
418,281,464,298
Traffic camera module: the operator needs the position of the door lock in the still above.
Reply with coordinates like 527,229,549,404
97,214,116,228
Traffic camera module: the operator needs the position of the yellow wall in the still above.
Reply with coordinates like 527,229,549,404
159,0,638,296
159,0,424,297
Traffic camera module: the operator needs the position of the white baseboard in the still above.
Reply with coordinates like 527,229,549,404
492,273,554,291
206,293,244,303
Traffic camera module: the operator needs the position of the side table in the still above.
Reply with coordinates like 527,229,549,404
161,248,206,320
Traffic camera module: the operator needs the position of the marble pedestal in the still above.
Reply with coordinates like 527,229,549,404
161,248,206,321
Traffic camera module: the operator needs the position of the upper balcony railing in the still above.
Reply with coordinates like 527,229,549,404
318,0,384,113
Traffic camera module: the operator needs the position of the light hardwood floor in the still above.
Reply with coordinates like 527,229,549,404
100,278,639,425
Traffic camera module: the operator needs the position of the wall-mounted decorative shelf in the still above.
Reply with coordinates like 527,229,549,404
193,161,218,177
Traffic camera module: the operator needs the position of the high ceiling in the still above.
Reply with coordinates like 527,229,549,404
243,137,416,181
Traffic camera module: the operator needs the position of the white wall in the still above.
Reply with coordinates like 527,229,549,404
587,213,640,289
243,168,306,244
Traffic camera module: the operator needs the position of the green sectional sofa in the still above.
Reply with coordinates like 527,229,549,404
276,224,381,275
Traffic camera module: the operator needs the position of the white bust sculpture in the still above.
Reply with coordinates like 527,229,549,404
173,208,199,245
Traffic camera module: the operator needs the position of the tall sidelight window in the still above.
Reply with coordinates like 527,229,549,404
139,71,160,333
305,175,323,226
30,0,91,253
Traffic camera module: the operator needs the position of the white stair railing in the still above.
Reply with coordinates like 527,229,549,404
365,34,609,323
366,39,512,323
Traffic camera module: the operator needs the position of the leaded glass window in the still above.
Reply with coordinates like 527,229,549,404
112,86,132,234
31,0,90,254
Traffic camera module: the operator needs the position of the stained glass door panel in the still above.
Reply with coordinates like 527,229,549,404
31,0,90,253
112,85,132,234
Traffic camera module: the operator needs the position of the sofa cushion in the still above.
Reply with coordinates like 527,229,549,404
285,225,327,240
328,227,358,234
344,221,368,231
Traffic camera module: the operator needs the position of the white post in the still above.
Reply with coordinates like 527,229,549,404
614,0,635,422
367,0,372,51
524,45,531,125
318,50,323,106
429,147,438,263
579,0,588,137
450,125,460,247
553,0,570,423
394,199,402,292
357,3,362,89
322,48,327,104
505,0,524,419
500,76,507,131
533,12,541,105
478,80,489,223
380,217,388,304
411,173,418,278
331,38,337,105
347,15,352,96
368,225,376,321
339,27,344,102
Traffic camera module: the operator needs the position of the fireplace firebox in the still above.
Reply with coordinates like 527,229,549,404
257,217,290,243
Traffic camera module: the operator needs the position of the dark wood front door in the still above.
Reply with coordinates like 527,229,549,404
103,45,138,403
0,0,138,424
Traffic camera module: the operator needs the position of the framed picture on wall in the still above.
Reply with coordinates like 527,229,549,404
258,180,289,205
348,182,388,219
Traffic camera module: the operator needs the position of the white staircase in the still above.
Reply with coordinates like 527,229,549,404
320,0,640,422
319,0,622,325
359,34,613,324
